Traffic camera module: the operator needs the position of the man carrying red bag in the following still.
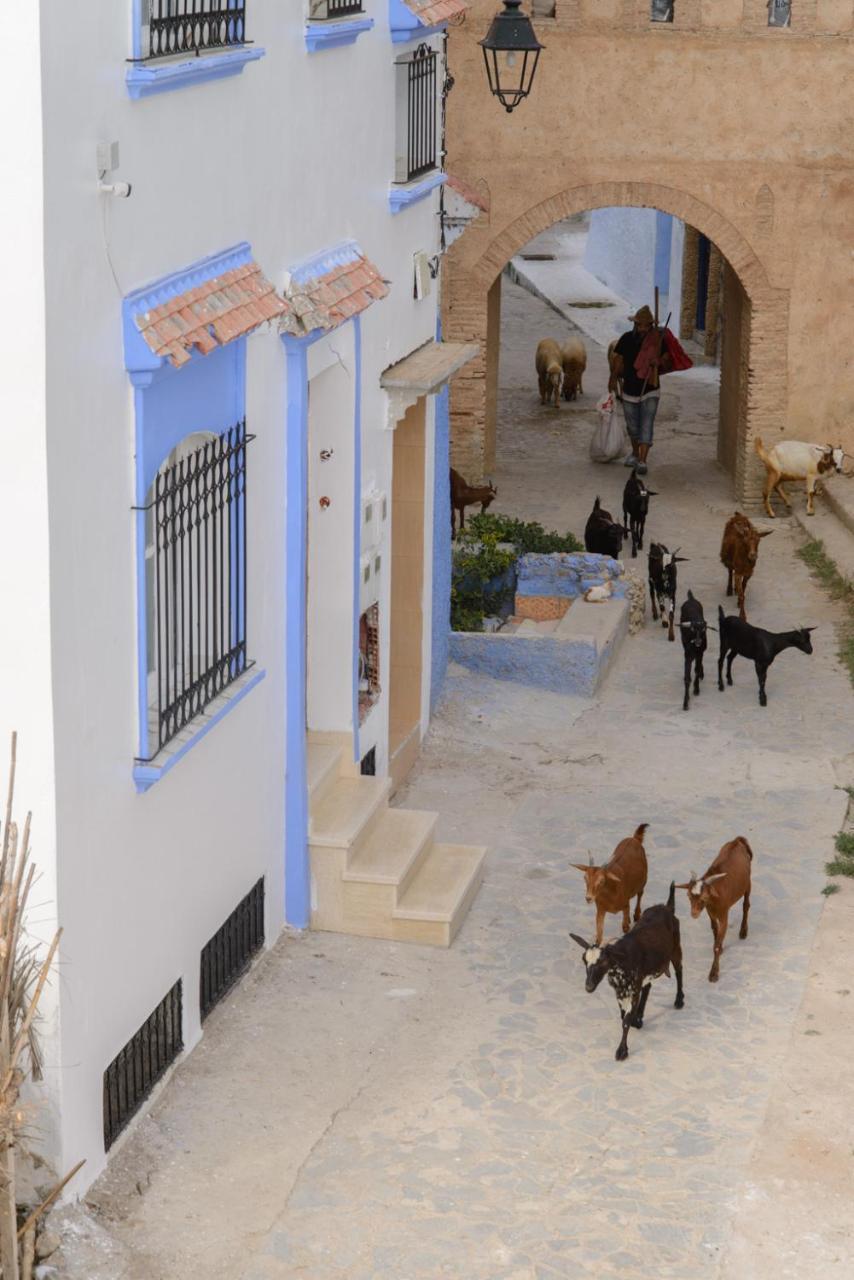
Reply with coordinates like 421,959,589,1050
609,301,693,475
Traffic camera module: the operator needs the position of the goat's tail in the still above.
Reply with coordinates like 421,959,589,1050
754,436,770,464
718,604,725,630
666,881,676,914
633,823,649,843
738,836,755,862
687,589,695,601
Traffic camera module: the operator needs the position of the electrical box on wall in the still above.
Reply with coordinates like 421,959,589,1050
413,252,432,301
361,489,388,551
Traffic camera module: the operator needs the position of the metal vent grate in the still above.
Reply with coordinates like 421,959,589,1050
200,878,265,1022
103,980,183,1151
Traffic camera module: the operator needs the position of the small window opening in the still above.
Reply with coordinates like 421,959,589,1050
358,604,381,723
767,0,791,25
651,0,674,20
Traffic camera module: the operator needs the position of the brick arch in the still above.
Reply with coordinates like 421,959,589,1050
446,180,790,506
471,181,774,301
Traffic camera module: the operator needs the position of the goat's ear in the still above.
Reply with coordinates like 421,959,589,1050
704,871,727,882
569,933,590,951
804,625,818,633
646,490,658,497
758,529,773,538
673,882,693,891
603,871,621,883
674,556,690,564
570,863,591,873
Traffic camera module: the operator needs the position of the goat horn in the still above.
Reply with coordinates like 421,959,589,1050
588,851,594,866
704,872,727,882
674,882,693,891
804,625,818,632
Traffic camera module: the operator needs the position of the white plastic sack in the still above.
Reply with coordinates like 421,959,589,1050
589,392,627,463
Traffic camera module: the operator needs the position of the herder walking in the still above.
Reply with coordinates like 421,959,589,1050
609,300,692,475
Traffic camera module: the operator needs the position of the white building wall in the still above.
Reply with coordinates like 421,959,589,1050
33,1,444,1187
0,2,63,1157
584,207,659,309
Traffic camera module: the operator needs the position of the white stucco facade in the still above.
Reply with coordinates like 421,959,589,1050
2,0,457,1193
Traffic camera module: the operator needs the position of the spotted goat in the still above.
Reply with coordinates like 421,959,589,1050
570,882,685,1061
648,543,688,642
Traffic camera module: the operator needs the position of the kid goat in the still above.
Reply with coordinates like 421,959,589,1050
720,512,771,621
571,823,648,945
717,606,815,706
648,543,688,642
584,497,624,561
570,882,685,1062
622,471,656,559
676,837,753,983
679,590,708,711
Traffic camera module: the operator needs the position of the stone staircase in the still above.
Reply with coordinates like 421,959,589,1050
307,738,486,946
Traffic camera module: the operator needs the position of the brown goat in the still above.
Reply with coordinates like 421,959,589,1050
535,338,563,407
676,836,753,983
572,823,649,945
720,512,772,621
449,467,497,537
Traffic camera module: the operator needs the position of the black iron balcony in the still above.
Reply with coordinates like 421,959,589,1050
144,0,248,61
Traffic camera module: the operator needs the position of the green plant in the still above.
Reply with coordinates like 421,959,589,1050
467,512,583,555
835,831,854,858
451,529,516,632
796,539,854,686
822,883,841,896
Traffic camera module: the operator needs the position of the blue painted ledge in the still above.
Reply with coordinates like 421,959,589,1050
133,668,266,793
305,17,374,51
388,171,446,214
126,45,265,99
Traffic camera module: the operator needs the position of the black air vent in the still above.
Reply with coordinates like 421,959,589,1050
103,979,183,1150
200,877,265,1022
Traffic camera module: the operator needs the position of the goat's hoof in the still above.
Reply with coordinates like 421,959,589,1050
708,971,719,984
759,696,767,708
739,927,748,940
632,1017,644,1030
675,995,685,1009
615,1045,629,1061
727,677,733,687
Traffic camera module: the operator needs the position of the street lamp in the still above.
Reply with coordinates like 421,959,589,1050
479,0,543,114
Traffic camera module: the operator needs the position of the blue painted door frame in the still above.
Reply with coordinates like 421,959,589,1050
281,318,362,929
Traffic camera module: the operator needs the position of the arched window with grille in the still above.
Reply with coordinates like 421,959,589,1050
141,421,252,759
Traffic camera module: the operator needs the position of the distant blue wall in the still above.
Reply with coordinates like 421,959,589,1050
431,384,451,712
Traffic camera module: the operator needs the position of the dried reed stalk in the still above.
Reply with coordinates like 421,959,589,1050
0,734,82,1278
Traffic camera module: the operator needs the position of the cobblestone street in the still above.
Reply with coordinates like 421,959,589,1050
53,280,854,1280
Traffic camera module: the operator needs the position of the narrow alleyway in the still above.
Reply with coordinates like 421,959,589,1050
54,280,854,1280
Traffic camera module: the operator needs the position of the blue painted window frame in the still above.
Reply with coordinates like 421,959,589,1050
305,17,375,51
124,244,264,792
127,0,265,99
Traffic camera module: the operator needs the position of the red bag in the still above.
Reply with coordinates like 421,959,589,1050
634,328,693,380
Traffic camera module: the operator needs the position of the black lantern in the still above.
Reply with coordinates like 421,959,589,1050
479,0,543,114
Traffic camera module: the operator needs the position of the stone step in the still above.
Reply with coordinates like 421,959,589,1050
344,807,438,896
393,843,487,946
306,742,342,808
794,493,854,582
309,776,391,850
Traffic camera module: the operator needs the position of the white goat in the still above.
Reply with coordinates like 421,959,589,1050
755,437,844,517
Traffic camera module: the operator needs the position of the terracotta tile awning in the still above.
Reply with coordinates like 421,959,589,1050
280,246,389,338
134,260,288,369
402,0,467,26
381,339,479,394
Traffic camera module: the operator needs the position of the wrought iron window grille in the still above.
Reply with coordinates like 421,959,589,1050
309,0,365,18
135,421,254,762
137,0,251,62
200,878,265,1021
103,980,183,1150
398,44,439,184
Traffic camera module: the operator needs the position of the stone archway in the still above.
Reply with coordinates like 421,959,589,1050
444,180,790,508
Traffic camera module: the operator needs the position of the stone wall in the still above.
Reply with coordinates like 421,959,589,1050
444,2,854,505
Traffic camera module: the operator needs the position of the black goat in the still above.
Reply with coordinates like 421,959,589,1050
679,590,708,711
584,497,623,561
717,606,815,707
570,882,685,1062
647,543,688,642
622,472,656,559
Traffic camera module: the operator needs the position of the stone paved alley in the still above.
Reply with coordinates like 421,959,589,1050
53,279,854,1280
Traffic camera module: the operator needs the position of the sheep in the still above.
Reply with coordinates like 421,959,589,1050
535,339,563,408
754,437,844,518
561,336,587,401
